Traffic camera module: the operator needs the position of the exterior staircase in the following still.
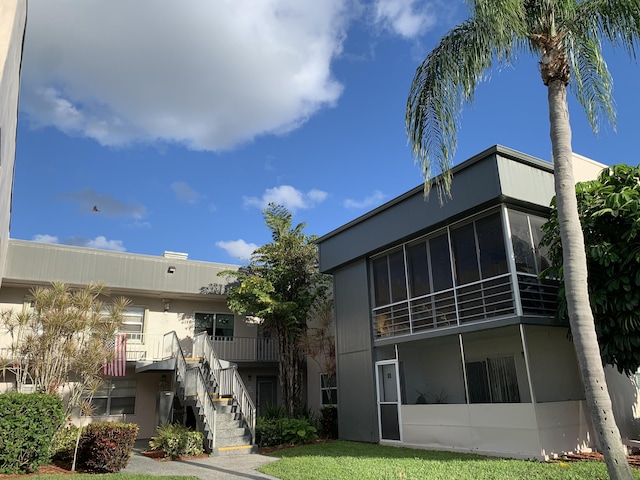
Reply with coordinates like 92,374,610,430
163,332,257,455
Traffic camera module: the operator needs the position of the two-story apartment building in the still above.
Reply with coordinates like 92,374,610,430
316,145,640,460
0,2,336,456
0,240,283,454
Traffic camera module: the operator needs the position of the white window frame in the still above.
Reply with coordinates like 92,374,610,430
320,373,337,407
119,307,145,342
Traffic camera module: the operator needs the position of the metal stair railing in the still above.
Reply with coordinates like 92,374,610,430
230,367,256,445
193,332,257,445
163,332,218,450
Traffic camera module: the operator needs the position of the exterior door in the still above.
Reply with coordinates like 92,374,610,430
375,360,402,441
256,376,278,417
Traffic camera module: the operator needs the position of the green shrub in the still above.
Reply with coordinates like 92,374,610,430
278,417,318,445
76,421,138,473
0,393,64,474
256,416,319,447
319,406,338,439
183,430,205,457
256,417,283,447
149,423,204,459
49,423,82,462
259,403,286,420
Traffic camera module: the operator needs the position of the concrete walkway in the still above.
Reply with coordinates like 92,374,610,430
123,441,281,480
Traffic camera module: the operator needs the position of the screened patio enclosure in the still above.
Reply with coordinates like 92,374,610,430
371,206,559,340
375,324,593,460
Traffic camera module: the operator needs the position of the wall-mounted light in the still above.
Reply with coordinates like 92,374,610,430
162,299,171,313
167,266,176,274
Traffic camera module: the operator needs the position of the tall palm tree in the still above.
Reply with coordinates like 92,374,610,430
406,1,639,478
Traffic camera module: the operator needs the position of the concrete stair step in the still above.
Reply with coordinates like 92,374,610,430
213,444,258,456
214,434,254,448
215,427,248,438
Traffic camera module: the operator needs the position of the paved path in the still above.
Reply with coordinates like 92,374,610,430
123,442,281,480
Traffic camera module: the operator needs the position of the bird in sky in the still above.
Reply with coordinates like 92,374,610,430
92,205,99,212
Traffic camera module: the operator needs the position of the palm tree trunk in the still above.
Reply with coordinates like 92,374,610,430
547,79,633,480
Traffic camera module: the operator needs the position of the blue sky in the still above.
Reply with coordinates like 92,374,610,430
10,0,640,265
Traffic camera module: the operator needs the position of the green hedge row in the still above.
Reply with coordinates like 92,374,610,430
0,393,64,474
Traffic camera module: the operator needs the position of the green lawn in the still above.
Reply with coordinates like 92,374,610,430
258,440,640,480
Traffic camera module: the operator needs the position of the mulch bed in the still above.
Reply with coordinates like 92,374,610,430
554,451,640,469
139,450,209,461
258,438,336,455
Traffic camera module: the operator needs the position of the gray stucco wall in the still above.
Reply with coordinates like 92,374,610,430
333,259,378,442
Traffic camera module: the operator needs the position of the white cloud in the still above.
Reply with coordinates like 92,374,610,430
84,236,127,252
171,181,205,204
21,0,351,150
33,234,58,243
64,236,127,251
343,190,386,209
32,234,126,252
244,185,328,212
216,239,259,261
373,0,436,38
60,189,147,219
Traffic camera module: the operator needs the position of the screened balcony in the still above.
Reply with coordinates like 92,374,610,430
371,207,559,339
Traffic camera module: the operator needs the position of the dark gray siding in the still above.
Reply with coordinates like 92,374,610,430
318,153,503,273
333,260,379,442
317,146,555,274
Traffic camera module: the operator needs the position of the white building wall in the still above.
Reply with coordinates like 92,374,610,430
0,0,26,285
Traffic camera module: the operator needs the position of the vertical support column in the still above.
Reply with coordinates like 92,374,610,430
501,206,523,316
459,333,470,404
519,323,536,404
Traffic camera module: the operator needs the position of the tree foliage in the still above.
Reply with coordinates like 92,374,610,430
406,1,640,478
542,164,640,375
0,282,129,415
222,203,331,417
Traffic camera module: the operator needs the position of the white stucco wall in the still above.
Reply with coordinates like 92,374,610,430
0,0,26,286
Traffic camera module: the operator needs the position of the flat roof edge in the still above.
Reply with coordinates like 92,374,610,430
316,145,551,244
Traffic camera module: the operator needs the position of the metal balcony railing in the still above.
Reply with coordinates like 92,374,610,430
372,272,559,340
124,334,278,364
209,336,278,362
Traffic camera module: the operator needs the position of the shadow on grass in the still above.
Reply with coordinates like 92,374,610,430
264,440,494,463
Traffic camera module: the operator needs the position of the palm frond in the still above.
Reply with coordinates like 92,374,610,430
577,0,640,59
566,32,615,134
406,1,526,199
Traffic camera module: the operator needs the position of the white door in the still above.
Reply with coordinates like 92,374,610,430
375,360,402,441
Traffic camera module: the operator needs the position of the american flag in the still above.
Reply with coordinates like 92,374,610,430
102,333,127,377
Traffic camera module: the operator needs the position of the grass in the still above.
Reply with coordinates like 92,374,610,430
258,440,640,480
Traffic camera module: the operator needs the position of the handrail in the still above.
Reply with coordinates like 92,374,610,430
163,332,217,450
194,332,256,445
231,367,256,445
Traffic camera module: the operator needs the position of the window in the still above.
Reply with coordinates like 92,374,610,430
508,210,551,275
320,373,337,407
119,307,144,342
91,379,136,415
466,356,520,403
429,232,453,291
194,312,235,339
371,249,407,307
451,222,480,285
407,241,430,297
476,213,508,278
